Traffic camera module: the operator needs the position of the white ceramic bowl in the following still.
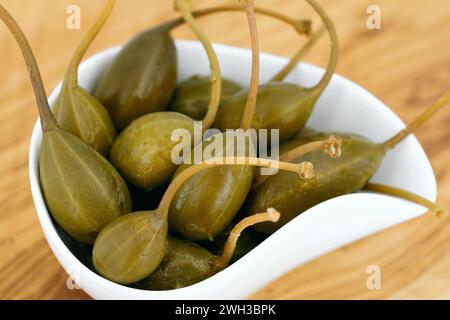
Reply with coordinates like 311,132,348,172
29,40,436,300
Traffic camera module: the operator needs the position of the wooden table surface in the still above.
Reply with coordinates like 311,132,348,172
0,0,449,300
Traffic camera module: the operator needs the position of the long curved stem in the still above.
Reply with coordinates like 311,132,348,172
306,0,339,95
240,0,260,130
64,0,115,87
0,4,58,132
164,5,311,36
364,183,447,217
383,90,450,151
212,208,280,273
283,135,341,161
271,25,325,82
253,135,342,189
175,0,221,131
156,157,314,220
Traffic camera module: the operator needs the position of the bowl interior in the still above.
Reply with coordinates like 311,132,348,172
29,40,436,299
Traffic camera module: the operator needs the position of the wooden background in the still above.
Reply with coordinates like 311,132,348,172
0,0,449,299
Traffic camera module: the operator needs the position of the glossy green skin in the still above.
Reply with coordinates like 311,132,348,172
214,82,319,142
40,129,132,244
110,112,194,190
53,85,116,156
247,133,386,234
135,237,214,290
137,230,266,291
170,75,243,120
95,27,177,130
169,133,255,241
93,211,168,285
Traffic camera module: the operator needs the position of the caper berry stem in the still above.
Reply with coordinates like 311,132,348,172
364,183,447,217
156,157,315,220
271,25,326,82
211,208,281,274
240,0,260,130
164,5,311,36
65,0,115,87
383,90,450,151
283,135,342,161
307,0,339,96
0,4,59,132
175,0,222,132
253,135,342,189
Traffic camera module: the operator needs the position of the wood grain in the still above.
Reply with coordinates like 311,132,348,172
0,0,449,300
